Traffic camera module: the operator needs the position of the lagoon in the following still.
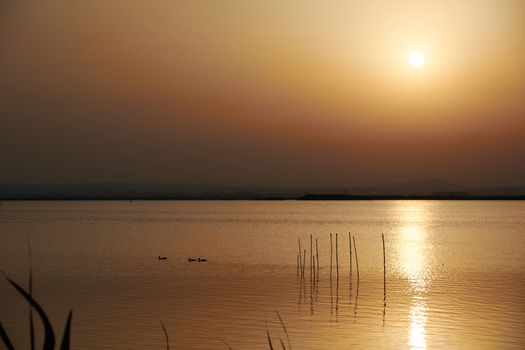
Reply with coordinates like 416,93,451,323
1,200,524,349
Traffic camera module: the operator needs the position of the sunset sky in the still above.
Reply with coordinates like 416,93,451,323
1,0,524,187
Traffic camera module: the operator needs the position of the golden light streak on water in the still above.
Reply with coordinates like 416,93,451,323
409,302,428,349
397,202,430,349
2,201,525,349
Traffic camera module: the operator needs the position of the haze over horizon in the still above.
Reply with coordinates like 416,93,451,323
2,1,524,188
0,177,524,188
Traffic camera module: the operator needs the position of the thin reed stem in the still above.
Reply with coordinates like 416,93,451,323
296,254,299,277
382,233,386,306
302,249,306,279
266,329,274,350
275,311,291,350
315,238,319,271
160,319,169,350
335,233,339,280
310,234,313,269
330,233,333,278
348,232,352,278
310,234,313,281
28,242,35,350
353,235,360,285
298,239,302,277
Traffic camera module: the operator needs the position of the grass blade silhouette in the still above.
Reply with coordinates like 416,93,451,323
160,319,169,350
266,329,274,350
6,277,55,350
274,311,291,350
0,322,16,350
60,310,73,350
28,242,35,350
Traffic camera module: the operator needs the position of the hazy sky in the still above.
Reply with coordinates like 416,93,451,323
1,0,524,187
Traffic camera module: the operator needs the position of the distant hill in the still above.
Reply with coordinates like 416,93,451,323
0,182,297,200
1,179,525,200
317,179,469,196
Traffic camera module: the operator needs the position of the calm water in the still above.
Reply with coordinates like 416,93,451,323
1,200,524,349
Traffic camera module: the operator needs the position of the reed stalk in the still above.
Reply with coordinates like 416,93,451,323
298,239,302,277
335,233,339,280
160,319,170,350
330,233,333,278
296,254,299,277
302,249,306,279
352,235,360,285
1,271,73,350
348,232,352,278
0,325,14,350
382,233,386,306
310,234,313,269
266,329,274,350
315,238,319,271
275,311,291,350
310,235,313,281
28,243,35,350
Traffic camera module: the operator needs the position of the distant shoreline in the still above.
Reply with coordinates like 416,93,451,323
1,195,525,201
2,180,525,201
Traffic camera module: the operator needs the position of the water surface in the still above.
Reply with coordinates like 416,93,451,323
1,200,524,349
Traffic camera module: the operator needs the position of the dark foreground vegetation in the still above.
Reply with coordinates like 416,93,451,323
0,264,290,350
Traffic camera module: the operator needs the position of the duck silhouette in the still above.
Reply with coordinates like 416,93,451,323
188,257,197,262
198,258,208,262
158,256,167,260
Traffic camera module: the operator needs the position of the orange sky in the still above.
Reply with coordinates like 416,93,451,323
1,0,524,186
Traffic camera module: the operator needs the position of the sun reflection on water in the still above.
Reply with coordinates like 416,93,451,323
409,302,428,349
397,202,432,350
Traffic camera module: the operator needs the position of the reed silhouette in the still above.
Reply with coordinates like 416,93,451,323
335,233,339,280
348,232,352,279
0,275,73,350
2,267,292,350
264,312,292,350
293,231,394,325
315,238,319,271
28,243,35,350
382,233,386,306
159,319,169,350
2,231,393,350
329,233,333,279
353,235,360,286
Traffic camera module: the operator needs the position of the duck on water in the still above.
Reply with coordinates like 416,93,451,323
157,256,208,262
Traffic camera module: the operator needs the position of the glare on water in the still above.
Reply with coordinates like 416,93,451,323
1,200,524,349
397,202,430,349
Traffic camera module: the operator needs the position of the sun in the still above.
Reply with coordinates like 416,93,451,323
408,51,425,68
